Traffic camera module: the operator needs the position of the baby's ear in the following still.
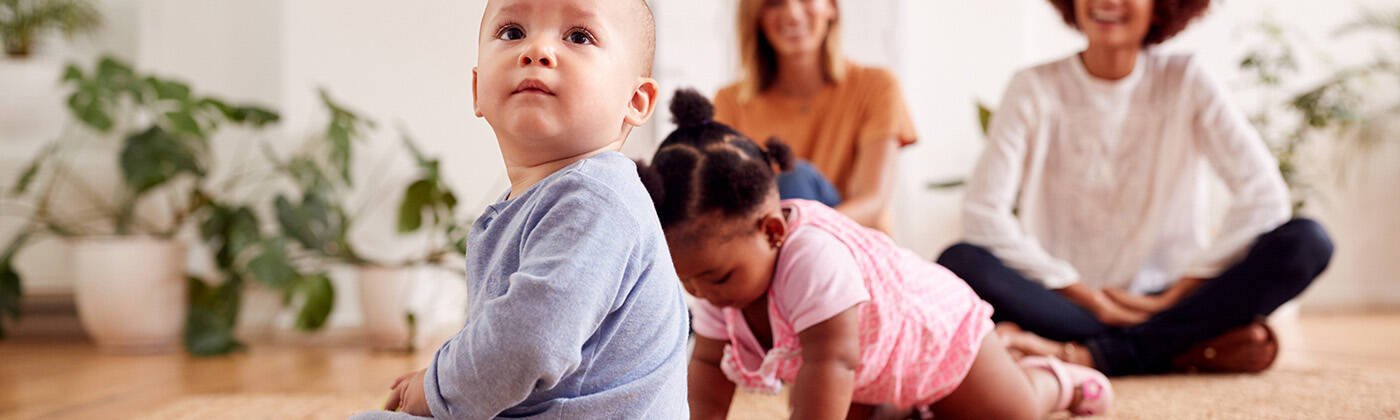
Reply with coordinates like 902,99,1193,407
472,67,483,118
624,77,659,128
759,211,788,250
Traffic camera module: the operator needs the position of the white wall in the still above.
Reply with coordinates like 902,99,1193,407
2,0,1397,333
651,0,1400,310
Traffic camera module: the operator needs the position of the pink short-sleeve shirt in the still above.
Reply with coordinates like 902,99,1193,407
690,200,994,408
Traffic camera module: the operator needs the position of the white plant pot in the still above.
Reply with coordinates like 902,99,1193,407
358,266,414,351
72,237,188,354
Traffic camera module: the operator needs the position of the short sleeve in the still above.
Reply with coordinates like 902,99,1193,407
772,226,870,333
855,68,918,149
689,298,729,340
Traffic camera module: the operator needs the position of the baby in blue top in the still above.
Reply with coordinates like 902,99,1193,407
351,0,688,418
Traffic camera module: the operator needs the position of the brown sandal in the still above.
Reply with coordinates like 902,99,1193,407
1171,320,1279,373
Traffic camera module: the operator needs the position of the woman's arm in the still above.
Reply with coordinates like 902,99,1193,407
689,335,737,420
790,306,863,420
835,137,899,228
1182,59,1291,279
962,72,1082,290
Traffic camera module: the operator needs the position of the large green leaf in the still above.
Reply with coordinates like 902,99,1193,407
120,126,205,194
398,180,433,233
66,85,114,131
293,273,334,331
247,238,299,291
184,275,245,356
275,193,340,252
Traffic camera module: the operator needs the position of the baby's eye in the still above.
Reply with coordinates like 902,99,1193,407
713,274,730,285
496,24,525,41
565,28,594,45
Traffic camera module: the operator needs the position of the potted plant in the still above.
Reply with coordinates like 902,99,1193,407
0,56,279,353
260,90,471,351
1236,12,1400,214
0,0,100,58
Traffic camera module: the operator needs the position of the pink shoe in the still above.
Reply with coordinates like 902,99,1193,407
1019,356,1113,416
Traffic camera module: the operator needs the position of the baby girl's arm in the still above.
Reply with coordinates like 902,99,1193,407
689,335,736,420
791,306,862,420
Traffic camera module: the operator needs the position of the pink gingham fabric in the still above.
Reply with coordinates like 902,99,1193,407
692,199,995,408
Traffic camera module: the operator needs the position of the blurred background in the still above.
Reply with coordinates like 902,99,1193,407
1,0,1397,356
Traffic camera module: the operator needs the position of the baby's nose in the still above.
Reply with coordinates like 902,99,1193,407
519,43,557,68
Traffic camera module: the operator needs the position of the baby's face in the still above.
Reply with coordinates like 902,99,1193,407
475,0,655,166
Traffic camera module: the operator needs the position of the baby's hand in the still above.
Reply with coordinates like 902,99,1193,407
384,368,431,416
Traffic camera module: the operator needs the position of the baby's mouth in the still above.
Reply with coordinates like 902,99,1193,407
513,79,555,96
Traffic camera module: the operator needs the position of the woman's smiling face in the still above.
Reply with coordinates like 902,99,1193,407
1075,0,1154,48
759,0,837,58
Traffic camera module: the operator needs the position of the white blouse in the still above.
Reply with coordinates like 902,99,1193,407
962,50,1290,293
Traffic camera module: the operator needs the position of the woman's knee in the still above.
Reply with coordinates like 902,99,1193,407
937,243,994,272
1260,218,1335,279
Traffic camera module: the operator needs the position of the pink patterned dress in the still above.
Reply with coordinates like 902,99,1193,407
691,199,995,408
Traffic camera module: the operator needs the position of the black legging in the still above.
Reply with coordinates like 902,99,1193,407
936,218,1333,376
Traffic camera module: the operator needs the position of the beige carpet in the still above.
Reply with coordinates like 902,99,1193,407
139,363,1400,420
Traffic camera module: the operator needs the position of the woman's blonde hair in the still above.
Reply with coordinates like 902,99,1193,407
736,0,846,101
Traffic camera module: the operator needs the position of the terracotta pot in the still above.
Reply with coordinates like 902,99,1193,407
72,237,187,354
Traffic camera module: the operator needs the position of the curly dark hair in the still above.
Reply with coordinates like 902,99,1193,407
635,88,794,236
1047,0,1211,46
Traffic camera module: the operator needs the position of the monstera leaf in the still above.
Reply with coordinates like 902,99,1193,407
119,126,205,194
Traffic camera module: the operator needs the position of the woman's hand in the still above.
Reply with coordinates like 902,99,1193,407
384,368,431,416
791,306,862,420
1104,277,1205,316
689,335,737,420
1056,283,1150,327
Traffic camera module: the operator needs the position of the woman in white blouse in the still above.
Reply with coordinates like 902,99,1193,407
938,0,1333,376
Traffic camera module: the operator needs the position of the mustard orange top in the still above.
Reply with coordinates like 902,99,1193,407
713,64,918,195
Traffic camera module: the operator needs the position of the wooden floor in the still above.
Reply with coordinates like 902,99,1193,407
1,313,1398,419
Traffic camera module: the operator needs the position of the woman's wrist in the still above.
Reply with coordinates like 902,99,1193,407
1055,283,1105,312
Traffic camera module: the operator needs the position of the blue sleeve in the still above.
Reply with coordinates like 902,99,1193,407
423,177,640,419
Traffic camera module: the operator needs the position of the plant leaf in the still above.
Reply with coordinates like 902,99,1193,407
120,126,205,194
293,273,334,331
184,275,245,356
66,85,113,131
976,101,994,137
398,180,432,233
247,238,299,291
0,263,22,339
163,110,204,138
11,144,56,195
147,77,191,102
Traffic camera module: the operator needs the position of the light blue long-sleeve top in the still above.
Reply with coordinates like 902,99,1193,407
420,151,690,419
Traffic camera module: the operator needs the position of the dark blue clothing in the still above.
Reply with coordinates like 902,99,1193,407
777,160,842,207
938,218,1332,376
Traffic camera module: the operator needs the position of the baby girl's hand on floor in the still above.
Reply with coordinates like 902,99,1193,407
384,368,431,416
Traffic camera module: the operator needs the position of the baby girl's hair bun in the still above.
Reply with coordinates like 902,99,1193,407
763,137,795,173
670,88,715,129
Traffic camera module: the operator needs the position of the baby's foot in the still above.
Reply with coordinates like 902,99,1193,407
1020,356,1113,416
